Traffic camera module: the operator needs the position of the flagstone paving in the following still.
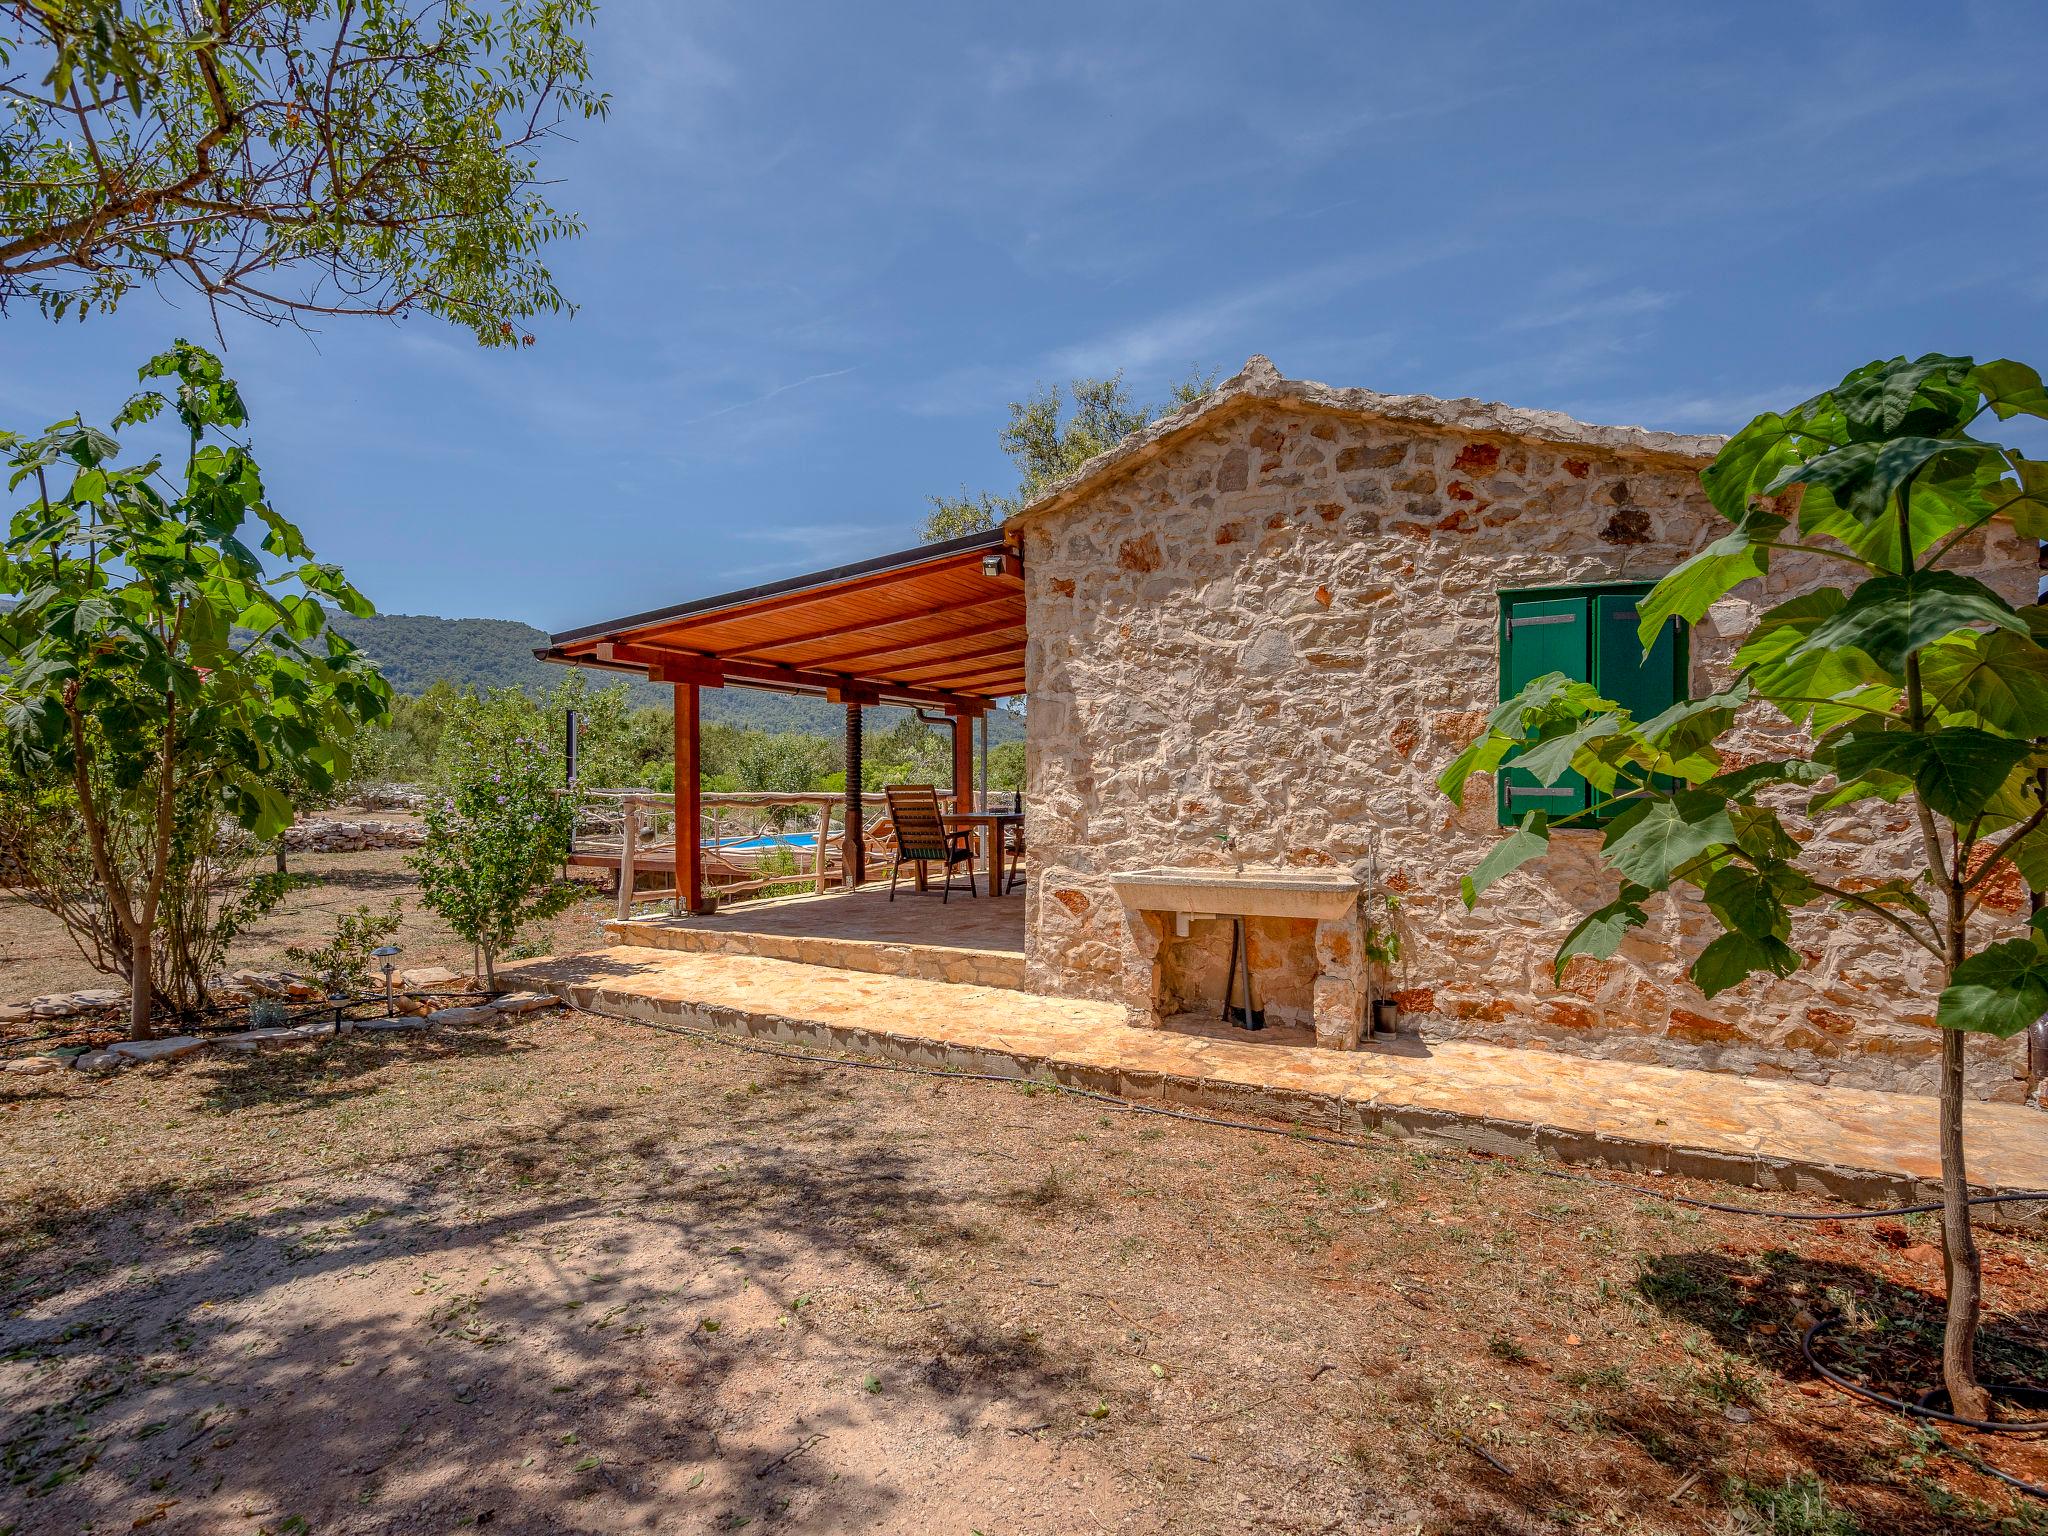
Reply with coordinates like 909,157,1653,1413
510,946,2048,1212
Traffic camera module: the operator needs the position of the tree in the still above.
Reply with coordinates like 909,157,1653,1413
922,366,1217,541
408,698,578,987
0,339,392,1035
1439,353,2048,1420
1,0,607,344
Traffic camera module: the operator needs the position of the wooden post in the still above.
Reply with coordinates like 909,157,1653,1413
842,702,865,888
675,683,708,914
616,799,639,922
951,712,974,813
812,798,832,895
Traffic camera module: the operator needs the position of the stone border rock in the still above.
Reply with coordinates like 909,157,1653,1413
4,991,561,1077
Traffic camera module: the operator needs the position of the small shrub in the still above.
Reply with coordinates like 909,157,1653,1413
284,900,403,996
410,709,578,987
1726,1472,1860,1536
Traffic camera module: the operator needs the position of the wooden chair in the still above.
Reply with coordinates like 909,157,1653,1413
882,784,977,902
1002,818,1025,894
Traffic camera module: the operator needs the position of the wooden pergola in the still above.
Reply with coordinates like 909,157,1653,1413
537,530,1025,913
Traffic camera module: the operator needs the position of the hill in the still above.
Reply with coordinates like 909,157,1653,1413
326,611,1026,742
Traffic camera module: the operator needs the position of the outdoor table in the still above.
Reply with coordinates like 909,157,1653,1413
944,810,1024,895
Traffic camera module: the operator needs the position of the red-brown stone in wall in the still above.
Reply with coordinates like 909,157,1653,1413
1050,577,1075,596
1444,479,1477,502
1215,521,1242,545
1390,987,1435,1014
1249,424,1288,452
1118,532,1163,573
1964,842,2028,913
1668,1007,1743,1043
1453,442,1501,474
1392,469,1437,494
1315,502,1343,521
1389,720,1420,758
1541,999,1599,1030
1563,458,1590,478
1051,888,1090,916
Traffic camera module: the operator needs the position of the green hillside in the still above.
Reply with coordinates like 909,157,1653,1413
327,611,1025,742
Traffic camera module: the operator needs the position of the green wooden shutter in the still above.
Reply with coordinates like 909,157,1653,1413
1593,591,1684,806
1498,595,1590,824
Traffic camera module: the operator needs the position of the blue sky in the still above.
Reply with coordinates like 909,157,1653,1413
5,1,2045,629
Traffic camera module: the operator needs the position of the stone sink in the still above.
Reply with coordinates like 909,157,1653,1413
1109,866,1361,922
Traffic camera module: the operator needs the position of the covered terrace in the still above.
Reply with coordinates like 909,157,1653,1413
536,529,1025,916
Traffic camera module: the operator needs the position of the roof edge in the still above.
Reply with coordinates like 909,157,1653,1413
548,527,1008,647
1004,354,1727,531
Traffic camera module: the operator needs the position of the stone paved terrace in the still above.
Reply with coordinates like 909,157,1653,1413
511,946,2048,1215
607,883,1025,988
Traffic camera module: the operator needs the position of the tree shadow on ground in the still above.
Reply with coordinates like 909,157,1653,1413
186,1018,534,1120
1631,1246,2048,1534
0,1069,1101,1534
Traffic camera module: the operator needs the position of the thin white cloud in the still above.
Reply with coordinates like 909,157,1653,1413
685,367,859,424
1506,287,1676,332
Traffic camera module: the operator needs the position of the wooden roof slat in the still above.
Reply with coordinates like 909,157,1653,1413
804,612,1025,670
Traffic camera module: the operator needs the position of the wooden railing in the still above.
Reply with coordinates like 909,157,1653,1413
565,788,975,916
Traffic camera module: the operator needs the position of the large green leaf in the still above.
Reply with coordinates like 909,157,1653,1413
1974,359,2048,422
1700,414,1810,522
1461,815,1551,908
1766,435,1996,525
1551,884,1652,982
1691,931,1800,998
1833,354,1977,440
1636,508,1783,644
1919,630,2048,735
1938,937,2048,1038
1513,714,1621,788
1830,725,2036,820
1702,863,1792,939
1792,569,2026,676
1601,792,1735,891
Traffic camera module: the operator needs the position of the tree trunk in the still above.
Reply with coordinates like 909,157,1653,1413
482,944,497,992
275,843,288,876
128,929,158,1040
1938,1023,1991,1419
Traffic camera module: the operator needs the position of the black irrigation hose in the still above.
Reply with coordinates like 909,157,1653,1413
616,1012,2048,1225
1802,1318,2048,1501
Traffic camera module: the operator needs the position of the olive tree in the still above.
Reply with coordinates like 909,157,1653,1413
1,0,607,343
0,340,391,1035
1440,354,2046,1420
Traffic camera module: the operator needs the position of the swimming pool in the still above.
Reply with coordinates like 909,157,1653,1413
710,832,819,852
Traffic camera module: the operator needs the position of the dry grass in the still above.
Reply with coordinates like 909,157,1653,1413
4,1006,2048,1534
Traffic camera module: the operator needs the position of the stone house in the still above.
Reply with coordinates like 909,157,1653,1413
1006,356,2035,1101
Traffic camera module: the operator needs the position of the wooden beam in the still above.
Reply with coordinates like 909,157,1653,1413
618,548,995,643
884,639,1025,682
600,642,725,687
802,611,1025,671
952,714,974,812
675,683,710,914
826,682,882,705
918,661,1029,690
725,595,1021,662
573,640,984,713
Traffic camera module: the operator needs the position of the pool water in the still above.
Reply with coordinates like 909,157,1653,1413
711,833,820,852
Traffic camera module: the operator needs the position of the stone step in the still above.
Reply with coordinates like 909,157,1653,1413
606,916,1026,990
507,945,2048,1220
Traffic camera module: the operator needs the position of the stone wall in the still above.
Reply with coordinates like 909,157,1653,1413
1019,397,2035,1099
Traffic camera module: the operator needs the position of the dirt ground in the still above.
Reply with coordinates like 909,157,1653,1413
0,832,616,1013
5,1004,2048,1536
